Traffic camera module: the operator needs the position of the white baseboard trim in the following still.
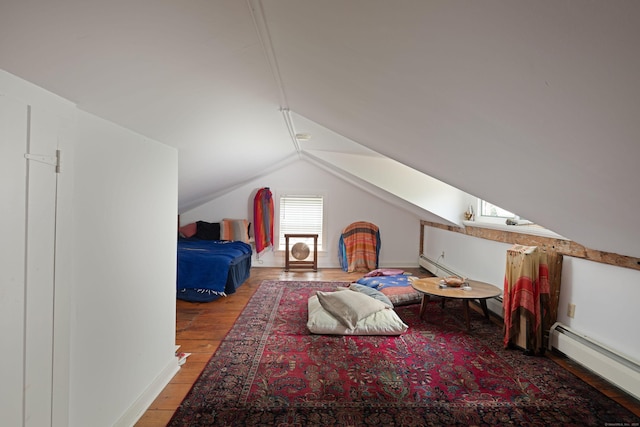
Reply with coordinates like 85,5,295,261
549,323,640,400
114,357,180,427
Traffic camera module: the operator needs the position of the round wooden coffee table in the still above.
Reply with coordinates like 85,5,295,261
409,276,502,331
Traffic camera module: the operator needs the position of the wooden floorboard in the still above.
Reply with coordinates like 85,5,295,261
135,267,640,425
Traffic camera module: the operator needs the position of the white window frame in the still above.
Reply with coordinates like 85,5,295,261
470,199,567,239
479,200,517,219
476,200,524,225
277,194,325,251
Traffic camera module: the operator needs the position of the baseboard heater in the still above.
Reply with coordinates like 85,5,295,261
549,322,640,401
419,254,462,279
419,254,504,317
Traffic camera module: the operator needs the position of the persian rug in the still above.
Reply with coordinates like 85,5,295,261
169,280,639,426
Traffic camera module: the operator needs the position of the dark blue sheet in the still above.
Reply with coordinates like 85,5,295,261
177,239,252,302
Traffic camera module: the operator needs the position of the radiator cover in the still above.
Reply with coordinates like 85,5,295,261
549,322,640,401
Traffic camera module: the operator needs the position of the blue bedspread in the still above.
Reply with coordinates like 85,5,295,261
177,239,252,299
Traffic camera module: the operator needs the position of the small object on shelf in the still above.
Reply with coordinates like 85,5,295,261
464,205,474,221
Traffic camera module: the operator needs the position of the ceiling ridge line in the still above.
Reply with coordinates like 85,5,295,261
247,0,301,153
282,109,302,153
247,0,288,109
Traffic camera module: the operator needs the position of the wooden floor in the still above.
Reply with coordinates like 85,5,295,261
135,267,640,426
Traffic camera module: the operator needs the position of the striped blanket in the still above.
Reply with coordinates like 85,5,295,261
338,221,380,272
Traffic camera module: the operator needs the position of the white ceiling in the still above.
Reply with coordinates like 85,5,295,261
1,1,639,258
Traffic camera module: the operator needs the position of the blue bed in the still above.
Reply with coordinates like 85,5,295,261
177,239,252,302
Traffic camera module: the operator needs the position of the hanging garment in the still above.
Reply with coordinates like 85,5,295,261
503,244,550,354
253,187,274,256
338,221,380,272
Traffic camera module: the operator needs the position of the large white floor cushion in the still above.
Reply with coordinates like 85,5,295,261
316,289,389,328
307,291,408,335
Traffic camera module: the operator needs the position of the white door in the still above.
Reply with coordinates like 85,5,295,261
0,93,29,427
0,95,59,426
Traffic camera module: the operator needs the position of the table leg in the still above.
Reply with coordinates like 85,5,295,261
479,299,490,320
419,294,431,319
463,300,471,331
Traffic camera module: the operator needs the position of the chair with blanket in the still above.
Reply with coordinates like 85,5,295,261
338,221,381,272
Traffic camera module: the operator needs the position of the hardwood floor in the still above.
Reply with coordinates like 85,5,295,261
135,267,640,425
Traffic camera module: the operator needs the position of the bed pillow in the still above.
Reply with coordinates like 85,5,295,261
178,222,197,238
221,218,250,243
195,221,221,240
348,283,393,307
316,290,388,329
307,295,408,335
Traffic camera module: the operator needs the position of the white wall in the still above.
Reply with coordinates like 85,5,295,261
181,158,422,269
70,111,179,426
1,70,76,427
1,69,179,427
557,257,640,362
0,74,72,427
422,226,510,287
422,225,640,363
0,91,31,427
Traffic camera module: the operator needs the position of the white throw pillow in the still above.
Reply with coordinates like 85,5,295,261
316,290,388,329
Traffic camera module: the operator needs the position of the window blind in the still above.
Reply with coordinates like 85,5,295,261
279,195,323,250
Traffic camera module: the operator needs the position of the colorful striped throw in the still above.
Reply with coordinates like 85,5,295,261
253,187,274,255
339,221,380,272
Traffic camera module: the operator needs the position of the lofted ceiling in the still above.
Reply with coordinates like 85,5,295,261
1,1,639,257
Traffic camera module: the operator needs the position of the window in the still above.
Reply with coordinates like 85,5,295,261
479,200,517,218
473,199,567,238
278,195,324,251
477,199,538,227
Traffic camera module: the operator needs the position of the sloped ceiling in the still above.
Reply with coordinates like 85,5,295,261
1,1,639,257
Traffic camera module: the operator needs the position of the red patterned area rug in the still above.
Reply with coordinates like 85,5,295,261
168,280,639,426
